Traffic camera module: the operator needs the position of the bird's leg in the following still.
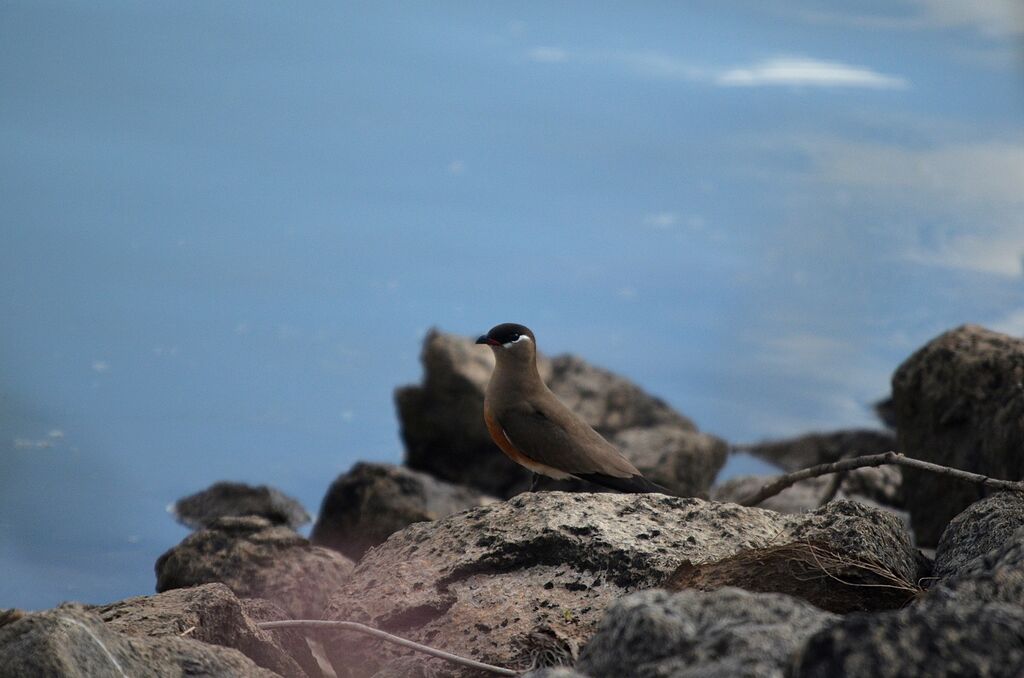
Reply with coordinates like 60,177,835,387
530,473,541,492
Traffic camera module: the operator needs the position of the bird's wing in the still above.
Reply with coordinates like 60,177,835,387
495,398,640,479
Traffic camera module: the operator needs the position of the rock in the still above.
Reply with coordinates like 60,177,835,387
737,429,896,472
892,324,1024,545
171,481,310,530
240,598,326,678
320,493,913,676
156,515,354,619
397,329,718,498
577,588,836,678
927,524,1024,608
933,493,1024,580
666,500,919,613
522,669,591,678
712,465,904,515
0,605,277,678
310,462,496,560
792,602,1024,678
712,475,831,514
546,355,696,434
610,426,727,498
94,583,313,678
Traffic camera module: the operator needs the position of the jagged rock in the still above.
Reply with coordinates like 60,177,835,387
397,329,720,498
927,524,1024,608
171,481,310,530
240,597,326,678
320,493,914,676
156,515,354,619
666,501,919,613
712,475,831,514
610,426,727,498
892,325,1024,545
310,462,496,560
737,429,896,472
792,601,1024,678
933,493,1024,580
94,583,314,678
578,588,836,678
0,605,278,678
712,465,903,515
546,355,696,434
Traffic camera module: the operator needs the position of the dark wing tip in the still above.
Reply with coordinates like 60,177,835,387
575,473,672,495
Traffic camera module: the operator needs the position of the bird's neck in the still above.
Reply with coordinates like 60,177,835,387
490,353,544,394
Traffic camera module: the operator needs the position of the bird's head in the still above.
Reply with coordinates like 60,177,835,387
476,323,537,364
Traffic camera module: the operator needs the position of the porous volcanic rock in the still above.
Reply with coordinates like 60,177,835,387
892,324,1024,545
396,329,722,498
792,601,1024,678
577,588,836,678
321,493,914,676
927,524,1024,608
0,605,277,678
310,462,496,560
171,481,310,530
666,500,919,613
155,515,354,619
933,492,1024,580
94,583,314,678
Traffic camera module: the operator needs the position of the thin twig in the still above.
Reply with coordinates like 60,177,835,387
740,450,1024,507
256,620,519,676
817,469,846,507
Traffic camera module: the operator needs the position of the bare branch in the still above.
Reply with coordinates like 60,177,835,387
256,619,520,676
740,451,1024,507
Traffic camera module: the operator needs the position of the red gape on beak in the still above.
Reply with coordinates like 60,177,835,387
475,335,501,346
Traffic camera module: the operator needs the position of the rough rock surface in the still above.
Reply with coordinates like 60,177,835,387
0,605,277,678
156,515,354,619
712,466,903,514
666,501,919,613
321,493,913,676
171,481,310,530
892,324,1024,545
737,429,896,472
793,602,1024,678
310,462,495,560
927,524,1024,608
610,425,727,498
397,329,721,498
933,492,1024,580
94,583,314,678
578,588,836,678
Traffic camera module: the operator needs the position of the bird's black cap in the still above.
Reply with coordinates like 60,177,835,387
476,323,534,346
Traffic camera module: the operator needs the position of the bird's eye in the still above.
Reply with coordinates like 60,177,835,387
510,333,520,341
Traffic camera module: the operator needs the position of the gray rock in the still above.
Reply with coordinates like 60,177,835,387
792,602,1024,678
156,515,354,619
522,669,591,678
397,329,718,499
547,355,696,434
0,605,278,678
319,493,913,676
737,429,896,472
240,597,325,678
611,426,727,498
171,481,310,530
927,524,1024,608
578,588,836,678
310,462,496,560
892,324,1024,545
933,492,1024,580
94,583,313,678
713,466,903,515
666,501,920,613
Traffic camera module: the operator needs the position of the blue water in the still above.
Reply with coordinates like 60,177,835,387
2,2,1021,610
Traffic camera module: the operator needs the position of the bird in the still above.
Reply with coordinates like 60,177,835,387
475,322,669,494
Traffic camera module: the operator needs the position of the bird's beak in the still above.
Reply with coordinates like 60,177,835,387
476,335,500,346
